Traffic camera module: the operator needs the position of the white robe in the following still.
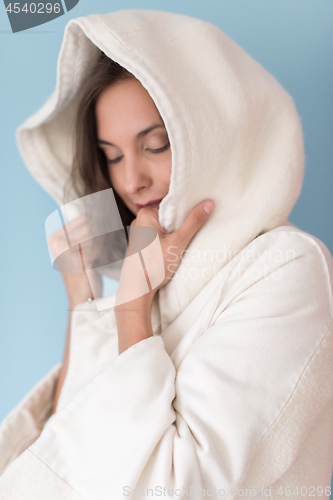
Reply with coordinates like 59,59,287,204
0,9,332,500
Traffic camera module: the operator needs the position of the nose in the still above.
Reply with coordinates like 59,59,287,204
122,155,151,194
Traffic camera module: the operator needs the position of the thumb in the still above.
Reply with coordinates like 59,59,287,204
174,200,215,247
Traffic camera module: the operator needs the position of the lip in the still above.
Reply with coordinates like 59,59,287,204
136,198,163,210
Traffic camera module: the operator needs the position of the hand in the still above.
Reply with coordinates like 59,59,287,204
115,199,215,310
47,214,103,309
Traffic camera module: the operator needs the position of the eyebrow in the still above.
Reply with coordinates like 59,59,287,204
97,124,166,147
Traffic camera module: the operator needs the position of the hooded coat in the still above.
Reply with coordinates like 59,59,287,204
0,9,333,500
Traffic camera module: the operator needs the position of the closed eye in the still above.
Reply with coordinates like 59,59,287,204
107,142,170,164
108,155,123,164
147,142,170,154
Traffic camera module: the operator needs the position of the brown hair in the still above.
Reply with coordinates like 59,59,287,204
67,50,137,228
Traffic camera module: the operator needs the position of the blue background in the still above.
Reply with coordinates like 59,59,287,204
1,0,332,491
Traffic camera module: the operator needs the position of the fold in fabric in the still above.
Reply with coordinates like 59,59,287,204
1,228,332,500
0,362,61,477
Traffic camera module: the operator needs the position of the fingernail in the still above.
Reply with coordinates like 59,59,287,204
203,202,214,214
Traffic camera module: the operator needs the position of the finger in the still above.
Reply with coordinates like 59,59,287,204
64,214,88,229
80,241,102,264
135,206,159,220
173,200,215,248
63,215,91,238
134,206,161,231
48,225,91,252
65,225,91,245
48,214,89,243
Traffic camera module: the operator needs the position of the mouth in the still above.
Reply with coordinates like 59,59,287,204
136,198,163,211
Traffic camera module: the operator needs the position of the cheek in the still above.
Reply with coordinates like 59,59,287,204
161,155,172,186
108,167,122,193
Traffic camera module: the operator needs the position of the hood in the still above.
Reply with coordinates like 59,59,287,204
16,9,304,331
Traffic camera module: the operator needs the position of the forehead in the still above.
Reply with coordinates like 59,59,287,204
95,79,161,123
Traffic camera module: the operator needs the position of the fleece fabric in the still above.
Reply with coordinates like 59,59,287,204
0,9,333,500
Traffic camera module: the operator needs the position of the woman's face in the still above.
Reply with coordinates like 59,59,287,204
95,78,172,216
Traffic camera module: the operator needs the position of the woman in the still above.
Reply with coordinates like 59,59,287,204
49,56,215,404
0,9,333,499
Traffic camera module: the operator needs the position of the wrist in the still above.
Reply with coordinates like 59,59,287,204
114,290,155,315
115,293,155,354
67,285,95,310
68,295,92,310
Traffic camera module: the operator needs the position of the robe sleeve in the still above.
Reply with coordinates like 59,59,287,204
0,234,332,500
0,362,61,476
